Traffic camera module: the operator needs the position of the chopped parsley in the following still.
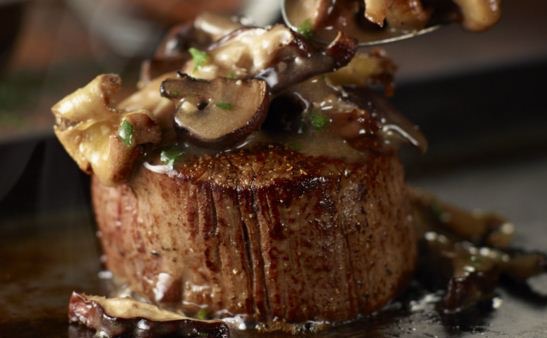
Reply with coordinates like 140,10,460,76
309,111,329,130
297,19,314,39
215,102,233,110
189,47,209,71
118,119,134,146
160,147,184,168
226,71,237,80
195,308,208,320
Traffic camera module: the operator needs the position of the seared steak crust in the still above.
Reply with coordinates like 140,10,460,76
92,146,416,324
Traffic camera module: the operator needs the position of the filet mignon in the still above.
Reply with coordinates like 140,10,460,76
92,145,416,325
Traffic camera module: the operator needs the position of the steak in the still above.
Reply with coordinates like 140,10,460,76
92,146,416,324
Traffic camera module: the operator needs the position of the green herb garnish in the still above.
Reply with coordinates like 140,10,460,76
160,147,184,168
227,71,237,80
297,19,314,39
309,111,329,130
189,47,209,71
195,308,208,320
118,119,134,146
215,102,233,110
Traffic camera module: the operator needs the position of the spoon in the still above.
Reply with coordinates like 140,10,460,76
281,0,442,47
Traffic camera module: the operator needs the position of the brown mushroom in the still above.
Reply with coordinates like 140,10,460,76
140,13,243,86
452,0,501,31
160,74,270,147
363,0,389,26
283,0,335,30
68,292,230,338
256,31,357,93
52,74,162,185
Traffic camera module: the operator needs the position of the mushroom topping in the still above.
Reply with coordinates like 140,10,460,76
52,74,161,185
453,0,501,31
160,74,270,147
256,31,357,93
284,0,335,30
183,25,297,80
285,0,500,44
327,49,397,93
363,0,389,26
279,77,427,153
119,72,177,141
140,13,243,86
69,292,230,338
384,0,431,30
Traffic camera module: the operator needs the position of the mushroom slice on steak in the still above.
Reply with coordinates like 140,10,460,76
161,74,270,147
183,24,356,86
69,292,230,338
452,0,501,31
140,13,244,86
52,74,161,185
257,31,357,93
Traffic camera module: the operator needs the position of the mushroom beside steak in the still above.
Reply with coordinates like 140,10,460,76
69,292,230,338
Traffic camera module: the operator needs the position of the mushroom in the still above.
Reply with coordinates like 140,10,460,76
327,49,397,93
256,31,357,93
384,0,431,30
52,74,161,185
363,0,389,26
183,25,297,80
452,0,501,31
140,13,243,86
283,0,335,30
68,292,230,338
409,188,547,312
160,74,270,147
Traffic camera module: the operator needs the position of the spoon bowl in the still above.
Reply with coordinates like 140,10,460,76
281,0,442,47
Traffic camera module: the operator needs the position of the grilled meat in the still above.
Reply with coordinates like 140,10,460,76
92,146,416,324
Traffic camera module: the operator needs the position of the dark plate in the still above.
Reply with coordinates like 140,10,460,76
1,63,546,337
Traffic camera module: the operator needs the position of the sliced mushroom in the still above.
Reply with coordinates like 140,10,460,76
140,13,243,86
155,12,243,60
410,189,547,312
284,0,335,30
327,49,397,93
452,0,501,31
52,74,161,185
384,0,431,30
256,31,357,93
409,187,514,248
363,0,389,26
160,74,270,147
68,292,230,338
183,25,297,80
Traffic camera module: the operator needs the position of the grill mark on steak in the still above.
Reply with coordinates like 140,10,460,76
336,176,360,317
254,188,277,318
236,190,256,316
202,183,221,273
250,188,273,320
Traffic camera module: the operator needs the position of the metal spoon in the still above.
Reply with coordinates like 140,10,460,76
281,0,442,47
